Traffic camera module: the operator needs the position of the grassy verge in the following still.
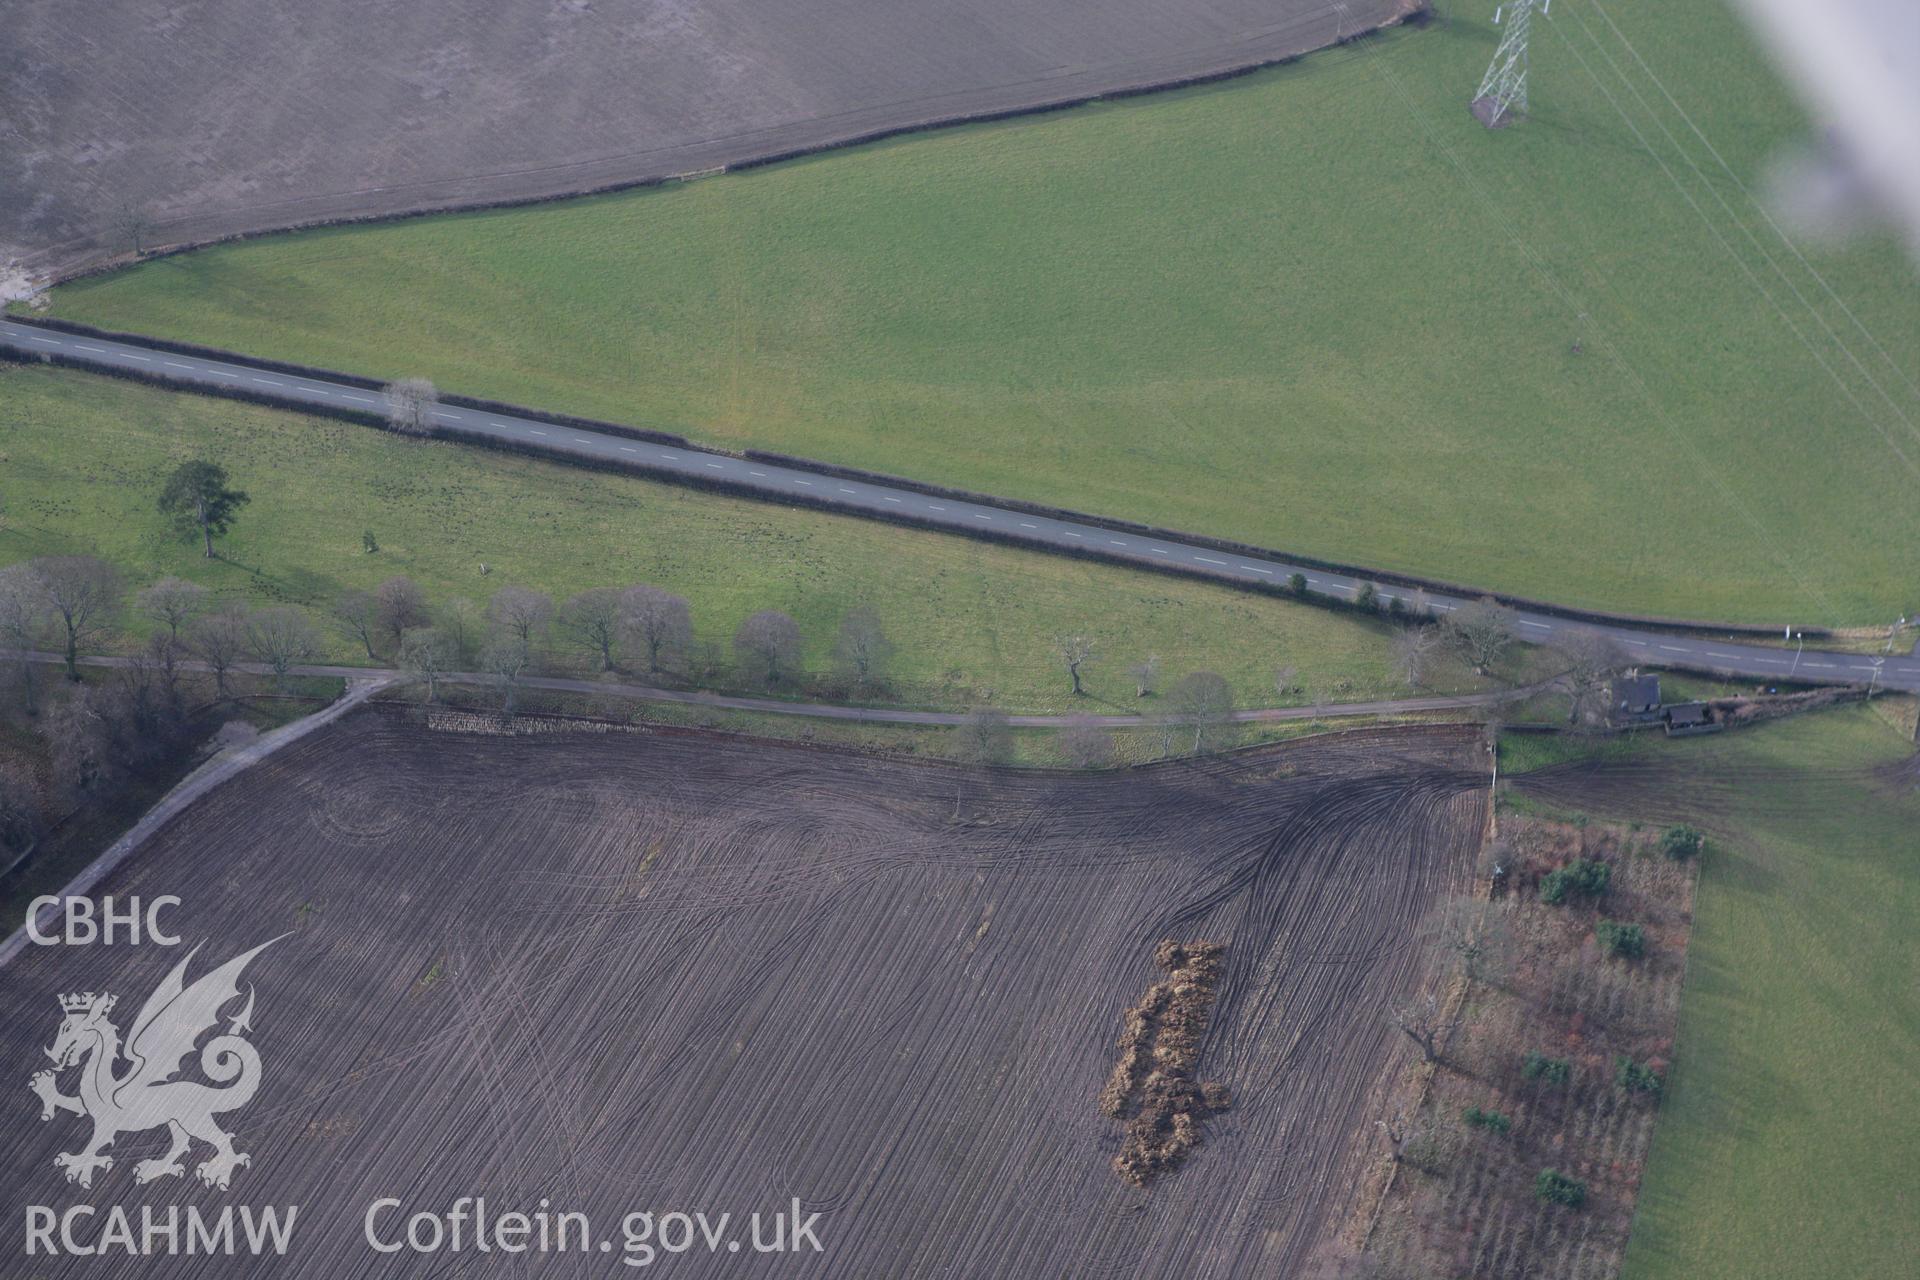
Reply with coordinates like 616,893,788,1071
32,1,1919,623
1509,707,1920,1278
0,363,1510,713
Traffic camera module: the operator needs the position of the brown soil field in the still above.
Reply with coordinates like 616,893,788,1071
0,709,1484,1277
2,0,1412,277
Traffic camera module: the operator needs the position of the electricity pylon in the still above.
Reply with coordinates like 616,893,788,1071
1472,0,1550,128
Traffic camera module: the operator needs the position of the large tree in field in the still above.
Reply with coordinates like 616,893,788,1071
558,587,624,672
733,610,802,689
832,604,895,690
1163,670,1237,756
158,460,249,557
136,577,209,642
621,585,692,674
1444,597,1520,676
32,556,122,682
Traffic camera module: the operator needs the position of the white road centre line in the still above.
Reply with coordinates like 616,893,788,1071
1803,662,1836,669
884,496,902,504
838,487,857,494
1623,638,1647,645
76,344,106,353
1659,645,1687,653
1241,565,1273,575
927,504,945,511
1754,658,1788,666
1019,522,1038,529
164,360,192,368
210,371,239,380
252,378,282,386
1520,621,1551,630
123,354,150,362
1063,531,1082,538
1151,548,1169,555
438,411,462,420
619,447,637,453
312,388,333,396
975,513,993,521
706,462,725,470
659,452,678,460
1195,556,1227,566
528,429,548,437
1706,652,1739,660
794,479,812,486
339,393,371,402
749,470,767,477
29,337,61,345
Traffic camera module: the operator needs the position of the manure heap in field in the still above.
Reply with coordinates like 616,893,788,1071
5,0,1415,274
1,710,1483,1278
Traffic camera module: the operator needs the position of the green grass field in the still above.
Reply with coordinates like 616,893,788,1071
34,1,1919,624
0,363,1459,712
1512,707,1920,1278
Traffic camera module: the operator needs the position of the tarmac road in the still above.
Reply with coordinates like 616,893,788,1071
6,318,1915,695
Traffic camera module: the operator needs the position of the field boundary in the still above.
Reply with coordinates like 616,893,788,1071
15,6,1431,284
2,315,1824,642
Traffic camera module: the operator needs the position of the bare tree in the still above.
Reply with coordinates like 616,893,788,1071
40,685,112,804
189,604,250,698
0,564,47,711
734,610,802,689
620,585,692,674
1128,655,1161,699
136,577,209,642
1444,597,1519,675
1391,625,1443,689
1163,670,1237,756
142,630,187,714
374,576,429,652
1054,633,1098,696
246,607,318,691
385,378,440,436
332,589,381,660
1386,990,1460,1065
1552,628,1628,728
558,587,625,672
487,586,553,650
481,634,531,714
435,596,485,666
832,605,895,690
399,627,453,703
1432,895,1515,989
32,556,122,682
950,704,1013,818
0,760,44,858
1059,714,1115,768
114,200,155,256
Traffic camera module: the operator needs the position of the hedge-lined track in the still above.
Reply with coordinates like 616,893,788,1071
0,712,1485,1277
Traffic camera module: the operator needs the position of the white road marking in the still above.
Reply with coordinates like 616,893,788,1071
209,371,240,380
1659,645,1687,653
884,496,902,504
123,354,150,362
528,429,548,437
619,447,637,453
438,411,462,420
1706,652,1739,660
1804,662,1836,669
928,504,946,511
1151,548,1169,555
659,453,678,460
28,337,61,345
1520,621,1552,630
706,462,725,470
975,513,993,521
1754,658,1788,667
251,378,282,386
1623,638,1647,646
794,479,812,486
1020,522,1038,529
1110,539,1127,546
76,344,107,353
339,393,372,402
1195,556,1228,566
1063,531,1082,538
312,388,333,396
749,470,767,477
164,360,192,368
1242,565,1272,574
838,487,857,494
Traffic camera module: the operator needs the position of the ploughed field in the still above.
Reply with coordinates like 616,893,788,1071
0,711,1486,1277
3,0,1409,273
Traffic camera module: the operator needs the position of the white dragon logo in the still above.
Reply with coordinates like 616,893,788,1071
28,938,280,1191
